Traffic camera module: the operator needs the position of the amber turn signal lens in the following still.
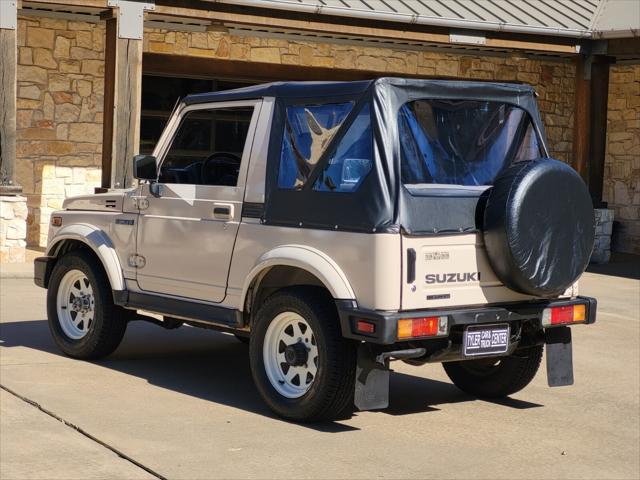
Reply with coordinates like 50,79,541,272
51,216,62,227
397,319,414,339
573,304,586,322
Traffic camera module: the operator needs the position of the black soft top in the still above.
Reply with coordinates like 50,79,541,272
183,80,374,105
187,78,547,235
183,78,537,105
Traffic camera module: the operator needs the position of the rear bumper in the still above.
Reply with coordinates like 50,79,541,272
337,296,597,345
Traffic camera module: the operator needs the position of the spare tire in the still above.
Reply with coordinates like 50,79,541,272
483,159,594,297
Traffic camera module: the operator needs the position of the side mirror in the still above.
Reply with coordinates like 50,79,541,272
133,154,157,181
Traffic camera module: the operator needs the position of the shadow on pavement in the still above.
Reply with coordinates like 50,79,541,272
0,318,542,430
586,252,640,280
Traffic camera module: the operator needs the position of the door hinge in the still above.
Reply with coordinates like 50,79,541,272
128,254,146,268
132,197,149,210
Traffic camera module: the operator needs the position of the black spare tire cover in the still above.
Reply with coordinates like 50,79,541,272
483,159,595,297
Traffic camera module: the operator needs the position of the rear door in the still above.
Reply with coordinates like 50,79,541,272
397,98,545,309
401,233,533,310
135,100,261,302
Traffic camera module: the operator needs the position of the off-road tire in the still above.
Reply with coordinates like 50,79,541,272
443,345,543,398
47,249,128,359
249,287,356,422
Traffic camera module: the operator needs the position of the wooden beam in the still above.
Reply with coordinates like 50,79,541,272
101,17,116,188
572,56,591,183
153,3,579,55
0,27,18,191
22,0,108,9
485,37,577,55
588,57,612,206
143,53,379,82
572,54,612,205
101,8,144,188
113,37,143,188
607,38,640,57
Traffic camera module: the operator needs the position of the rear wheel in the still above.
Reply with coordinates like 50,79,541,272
47,249,128,359
443,345,543,398
249,287,356,421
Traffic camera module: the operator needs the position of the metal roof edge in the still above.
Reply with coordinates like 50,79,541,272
205,0,594,39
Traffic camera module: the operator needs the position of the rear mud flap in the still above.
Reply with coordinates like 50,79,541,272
545,326,574,387
354,345,427,411
354,344,390,411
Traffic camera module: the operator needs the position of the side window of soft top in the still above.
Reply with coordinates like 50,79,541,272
158,106,254,186
277,101,373,193
314,103,373,192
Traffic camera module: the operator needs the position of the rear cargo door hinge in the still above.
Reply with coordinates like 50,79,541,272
128,254,146,269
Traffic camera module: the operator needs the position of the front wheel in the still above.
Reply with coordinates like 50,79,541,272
47,249,128,359
443,345,543,398
249,287,356,422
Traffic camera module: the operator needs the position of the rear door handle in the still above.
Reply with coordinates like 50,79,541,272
213,203,233,220
407,248,416,284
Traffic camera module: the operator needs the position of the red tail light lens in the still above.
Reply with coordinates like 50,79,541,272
551,306,574,324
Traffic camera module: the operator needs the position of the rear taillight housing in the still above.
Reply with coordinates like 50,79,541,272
542,304,586,327
397,316,448,339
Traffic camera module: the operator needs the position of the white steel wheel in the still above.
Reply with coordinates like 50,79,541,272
56,269,95,340
263,311,319,399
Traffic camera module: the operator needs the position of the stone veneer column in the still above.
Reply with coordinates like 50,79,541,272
0,1,27,263
0,195,28,263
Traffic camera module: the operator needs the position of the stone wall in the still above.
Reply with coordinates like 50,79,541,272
16,17,104,247
603,64,640,255
15,17,577,247
0,196,28,263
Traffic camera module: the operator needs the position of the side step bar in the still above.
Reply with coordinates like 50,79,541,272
113,290,243,328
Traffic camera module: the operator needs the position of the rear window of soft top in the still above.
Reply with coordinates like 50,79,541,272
399,100,542,187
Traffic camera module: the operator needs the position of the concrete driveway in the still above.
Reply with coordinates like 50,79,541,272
1,260,639,479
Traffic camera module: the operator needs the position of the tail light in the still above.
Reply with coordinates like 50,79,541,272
542,304,586,326
397,316,448,339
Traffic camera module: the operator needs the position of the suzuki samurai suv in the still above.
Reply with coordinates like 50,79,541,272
35,78,597,421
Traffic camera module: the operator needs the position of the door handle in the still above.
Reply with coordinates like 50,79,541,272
213,203,233,219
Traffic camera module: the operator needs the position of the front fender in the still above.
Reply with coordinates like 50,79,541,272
47,223,125,291
240,245,356,311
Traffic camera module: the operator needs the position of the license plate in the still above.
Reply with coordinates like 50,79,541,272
463,324,510,357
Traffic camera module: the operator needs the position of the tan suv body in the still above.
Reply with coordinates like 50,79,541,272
35,79,597,421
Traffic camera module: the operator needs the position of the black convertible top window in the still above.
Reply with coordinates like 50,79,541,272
399,100,541,186
278,102,353,190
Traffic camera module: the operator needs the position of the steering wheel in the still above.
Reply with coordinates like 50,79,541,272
201,152,241,186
